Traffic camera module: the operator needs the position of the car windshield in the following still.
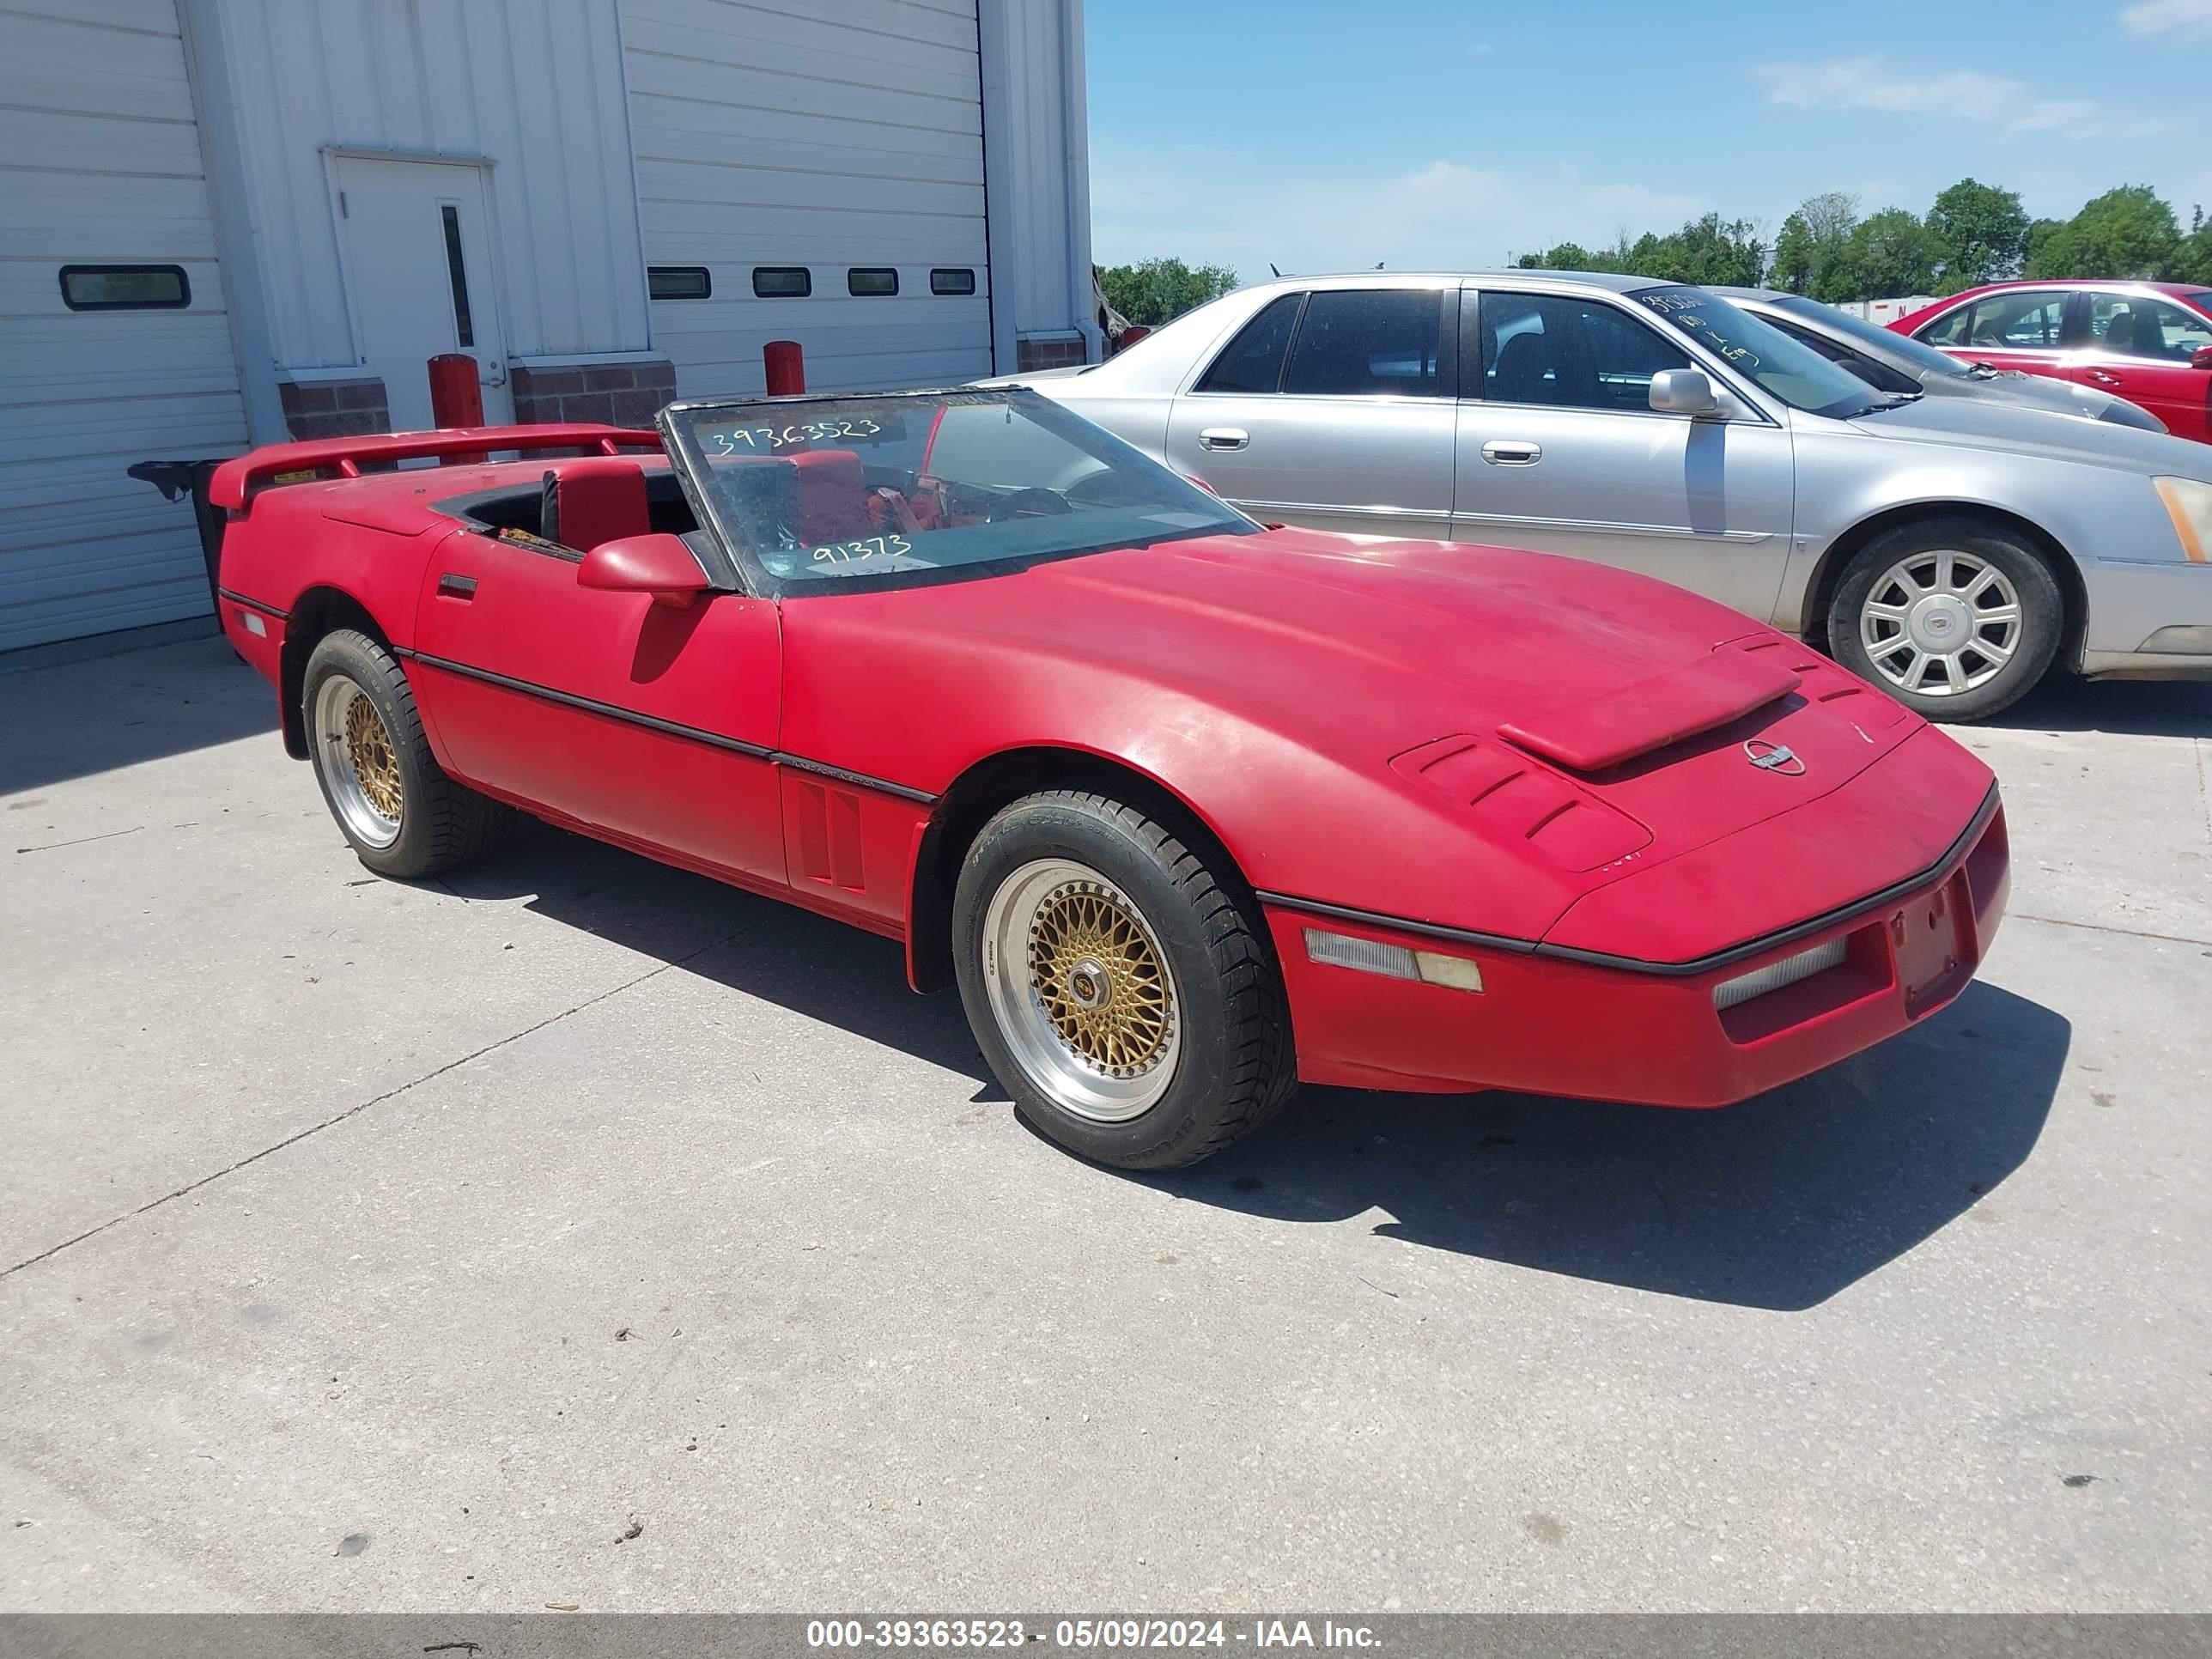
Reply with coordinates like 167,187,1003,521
1636,287,1890,417
664,389,1255,592
1771,294,1977,380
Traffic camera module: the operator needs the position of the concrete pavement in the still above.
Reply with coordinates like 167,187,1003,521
2,631,2207,1611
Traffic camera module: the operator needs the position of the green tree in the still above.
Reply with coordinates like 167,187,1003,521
1842,208,1940,299
1096,258,1239,327
2026,185,2179,279
1770,212,1816,294
2175,205,2212,285
1770,191,1860,298
1925,178,2028,289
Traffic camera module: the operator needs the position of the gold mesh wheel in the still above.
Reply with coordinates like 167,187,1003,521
1029,879,1173,1078
312,673,404,850
981,858,1182,1122
344,694,403,822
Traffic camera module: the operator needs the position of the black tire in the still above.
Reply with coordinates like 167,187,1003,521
1826,517,2065,721
951,790,1296,1170
301,629,514,879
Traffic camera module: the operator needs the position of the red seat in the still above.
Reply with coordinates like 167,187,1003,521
789,448,870,544
544,459,651,551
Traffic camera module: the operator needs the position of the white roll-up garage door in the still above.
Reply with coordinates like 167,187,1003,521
0,0,247,653
623,0,994,395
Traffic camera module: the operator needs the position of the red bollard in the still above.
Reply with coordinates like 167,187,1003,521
763,339,805,397
427,354,487,464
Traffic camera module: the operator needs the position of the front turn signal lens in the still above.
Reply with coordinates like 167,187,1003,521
2154,476,2212,563
1304,928,1484,994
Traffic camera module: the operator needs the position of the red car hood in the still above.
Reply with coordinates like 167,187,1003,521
998,528,1921,854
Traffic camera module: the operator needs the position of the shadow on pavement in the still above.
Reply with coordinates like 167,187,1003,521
448,821,2069,1315
1984,673,2212,738
0,633,273,797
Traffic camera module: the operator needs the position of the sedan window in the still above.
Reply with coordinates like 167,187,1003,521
1923,291,2068,350
1195,294,1304,393
1279,290,1449,398
1474,292,1692,412
2085,293,2212,362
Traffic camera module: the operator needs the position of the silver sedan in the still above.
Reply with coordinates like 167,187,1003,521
994,271,2212,720
1709,285,2166,433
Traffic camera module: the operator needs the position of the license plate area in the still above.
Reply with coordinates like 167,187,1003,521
1894,874,1969,1018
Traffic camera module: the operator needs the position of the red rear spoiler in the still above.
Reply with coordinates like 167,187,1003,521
207,424,662,511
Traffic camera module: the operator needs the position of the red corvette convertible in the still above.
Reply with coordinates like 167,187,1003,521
210,389,2009,1169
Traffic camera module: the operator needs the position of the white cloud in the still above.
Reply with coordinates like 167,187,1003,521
1755,56,2172,139
2120,0,2212,34
1088,147,1709,281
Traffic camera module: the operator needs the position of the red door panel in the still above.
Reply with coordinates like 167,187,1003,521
411,526,785,884
2068,292,2212,443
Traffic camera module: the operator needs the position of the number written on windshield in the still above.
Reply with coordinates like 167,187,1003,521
705,417,882,455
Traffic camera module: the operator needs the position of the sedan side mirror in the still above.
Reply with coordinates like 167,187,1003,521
577,532,709,607
2192,344,2212,372
1649,368,1720,417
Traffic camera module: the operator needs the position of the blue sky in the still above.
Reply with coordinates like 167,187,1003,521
1083,0,2212,281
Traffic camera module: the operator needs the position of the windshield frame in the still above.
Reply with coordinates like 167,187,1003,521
1768,293,1977,382
1633,285,1892,420
657,386,1260,599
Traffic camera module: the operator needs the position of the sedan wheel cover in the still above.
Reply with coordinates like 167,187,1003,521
981,858,1181,1122
313,675,404,849
1859,550,2022,698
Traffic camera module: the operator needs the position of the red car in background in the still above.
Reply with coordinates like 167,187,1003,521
1891,281,2212,443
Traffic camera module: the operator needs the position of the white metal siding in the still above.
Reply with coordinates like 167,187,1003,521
0,0,248,652
623,0,994,393
204,0,652,368
990,0,1078,340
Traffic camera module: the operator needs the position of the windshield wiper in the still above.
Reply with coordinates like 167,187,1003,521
1861,391,1925,411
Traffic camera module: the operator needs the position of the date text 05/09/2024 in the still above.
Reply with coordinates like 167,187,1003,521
803,1620,1382,1650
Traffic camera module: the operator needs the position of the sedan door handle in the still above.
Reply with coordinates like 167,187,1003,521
1199,428,1249,451
2084,368,2123,387
1481,440,1543,466
436,573,478,601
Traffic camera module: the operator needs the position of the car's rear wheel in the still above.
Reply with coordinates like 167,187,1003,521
952,790,1295,1170
302,629,514,879
1827,518,2063,721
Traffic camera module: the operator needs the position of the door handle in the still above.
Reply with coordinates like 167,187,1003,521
481,361,507,388
436,573,478,601
2084,368,2123,387
1199,428,1249,451
1481,440,1543,465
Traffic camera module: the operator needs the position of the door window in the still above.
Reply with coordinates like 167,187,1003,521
2084,293,2212,362
1920,291,2068,349
1195,294,1304,393
1473,293,1691,411
1279,290,1449,398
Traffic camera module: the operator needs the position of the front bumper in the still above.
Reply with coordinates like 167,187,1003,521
2081,558,2212,678
1270,797,2010,1107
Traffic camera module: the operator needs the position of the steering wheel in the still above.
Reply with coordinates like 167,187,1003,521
988,487,1073,522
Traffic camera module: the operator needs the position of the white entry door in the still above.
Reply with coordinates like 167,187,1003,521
332,157,511,430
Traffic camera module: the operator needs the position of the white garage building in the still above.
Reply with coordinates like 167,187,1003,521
0,0,1097,652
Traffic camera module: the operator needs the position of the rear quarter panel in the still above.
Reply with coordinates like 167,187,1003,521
220,484,447,648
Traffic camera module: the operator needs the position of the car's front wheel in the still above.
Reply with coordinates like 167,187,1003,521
1827,518,2064,721
301,629,514,879
951,790,1296,1170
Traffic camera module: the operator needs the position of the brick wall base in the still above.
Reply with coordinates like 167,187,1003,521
278,377,389,441
1017,335,1090,372
511,360,678,428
